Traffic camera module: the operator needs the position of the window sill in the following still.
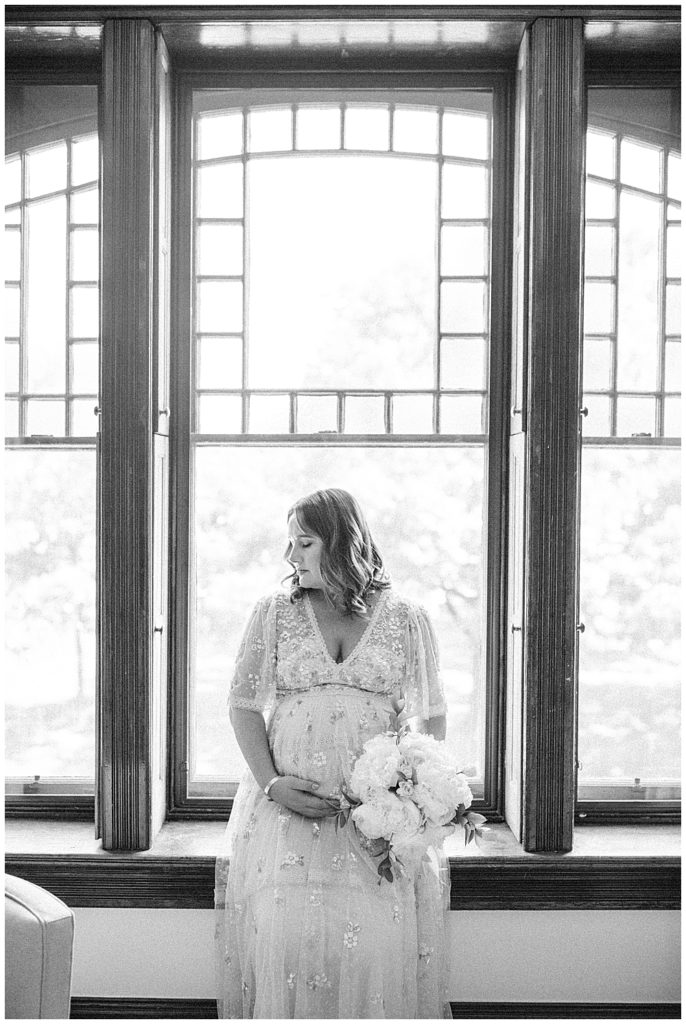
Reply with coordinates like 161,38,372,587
5,819,679,911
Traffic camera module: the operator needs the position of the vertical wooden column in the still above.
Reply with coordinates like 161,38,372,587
98,19,156,850
522,17,584,852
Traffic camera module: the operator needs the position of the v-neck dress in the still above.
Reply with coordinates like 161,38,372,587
215,589,450,1020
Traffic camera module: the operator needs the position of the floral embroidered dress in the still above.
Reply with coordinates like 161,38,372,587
215,588,451,1019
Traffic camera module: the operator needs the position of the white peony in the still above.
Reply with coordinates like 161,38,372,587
352,789,423,844
348,733,401,801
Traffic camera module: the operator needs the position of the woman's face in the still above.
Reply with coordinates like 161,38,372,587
286,514,324,590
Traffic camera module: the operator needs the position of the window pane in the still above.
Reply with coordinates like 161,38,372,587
71,343,98,394
70,228,99,281
393,108,438,155
196,162,243,219
441,224,487,277
583,394,611,435
71,186,99,225
664,340,680,392
5,341,19,392
620,137,661,194
197,394,243,434
70,285,99,339
442,110,489,159
71,134,99,187
295,106,341,150
616,192,660,391
26,399,64,435
248,394,290,433
26,140,67,199
343,395,385,434
440,281,487,334
344,106,390,151
392,394,433,434
5,399,19,437
190,445,487,792
586,128,615,179
5,227,20,281
197,280,243,334
584,281,614,335
197,336,243,390
5,449,96,780
442,163,488,219
196,223,243,277
666,223,680,280
71,399,98,436
663,396,681,436
579,448,680,788
582,337,612,391
248,107,293,153
585,180,616,219
441,336,486,390
6,154,21,206
197,110,243,160
665,283,680,336
297,394,338,433
585,225,615,277
440,395,483,434
667,152,681,202
5,285,20,338
246,155,437,389
26,197,67,393
616,395,655,437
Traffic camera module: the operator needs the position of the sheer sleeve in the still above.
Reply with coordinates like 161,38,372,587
402,603,446,722
228,594,278,715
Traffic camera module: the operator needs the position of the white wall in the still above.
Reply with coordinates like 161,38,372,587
71,908,680,1004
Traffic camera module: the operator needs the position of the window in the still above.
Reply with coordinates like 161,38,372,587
179,87,504,809
578,87,681,809
5,83,99,808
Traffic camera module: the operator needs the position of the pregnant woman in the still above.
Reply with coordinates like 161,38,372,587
215,488,451,1019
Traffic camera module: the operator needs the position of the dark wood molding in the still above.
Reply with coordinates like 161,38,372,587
521,18,584,853
68,997,682,1019
99,18,157,851
6,854,679,911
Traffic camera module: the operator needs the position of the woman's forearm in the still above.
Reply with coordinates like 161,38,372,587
229,707,278,791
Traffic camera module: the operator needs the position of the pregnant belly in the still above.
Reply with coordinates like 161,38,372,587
268,686,394,798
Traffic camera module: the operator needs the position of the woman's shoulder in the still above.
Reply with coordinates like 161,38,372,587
382,588,432,623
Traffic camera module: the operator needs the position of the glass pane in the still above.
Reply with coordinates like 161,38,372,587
26,197,67,392
248,107,292,153
665,283,680,336
616,192,660,390
586,180,616,219
246,155,437,389
442,163,488,219
5,398,19,436
197,110,243,160
196,222,243,277
5,285,20,337
191,445,487,790
296,394,338,433
5,205,20,226
620,137,661,194
196,280,243,334
5,228,20,282
70,285,99,339
586,128,615,179
295,106,341,150
440,281,487,335
392,394,433,434
663,396,681,436
344,106,390,151
70,228,99,281
616,395,655,436
666,223,680,280
440,395,483,434
441,336,486,390
582,337,612,391
441,225,487,277
26,399,65,435
583,394,611,435
197,394,242,433
26,140,67,199
70,343,98,393
5,341,19,392
248,394,290,433
5,449,96,779
393,108,438,155
197,336,243,389
584,281,614,335
343,395,385,434
71,398,98,435
196,162,243,219
442,111,489,159
6,155,21,206
71,134,99,187
585,225,615,277
579,448,680,785
664,340,681,392
71,186,99,224
667,152,681,202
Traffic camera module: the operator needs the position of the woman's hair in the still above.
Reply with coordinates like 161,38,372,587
284,488,390,616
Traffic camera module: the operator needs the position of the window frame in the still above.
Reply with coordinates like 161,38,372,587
4,7,680,843
167,68,513,821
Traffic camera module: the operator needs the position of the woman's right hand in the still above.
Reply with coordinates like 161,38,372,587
268,775,340,819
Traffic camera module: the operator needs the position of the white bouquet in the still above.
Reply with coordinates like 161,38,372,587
338,728,488,883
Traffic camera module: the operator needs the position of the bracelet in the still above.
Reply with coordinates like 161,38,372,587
263,775,281,799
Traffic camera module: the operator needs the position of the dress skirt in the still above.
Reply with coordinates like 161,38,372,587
215,685,451,1019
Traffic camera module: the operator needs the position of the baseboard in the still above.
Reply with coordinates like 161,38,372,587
70,996,682,1019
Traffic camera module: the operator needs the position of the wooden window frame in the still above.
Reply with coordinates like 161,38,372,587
4,6,680,852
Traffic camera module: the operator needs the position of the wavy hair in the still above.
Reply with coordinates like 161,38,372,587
284,488,390,616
